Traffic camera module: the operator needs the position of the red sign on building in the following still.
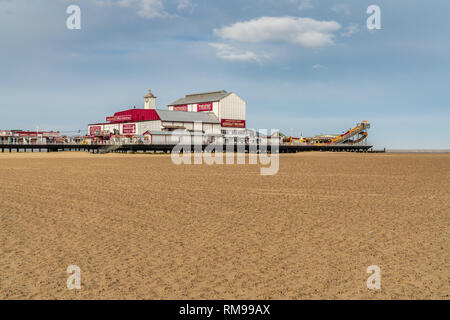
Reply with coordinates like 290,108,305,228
90,126,102,135
197,102,213,112
221,119,246,128
173,105,188,111
122,124,136,134
106,115,132,123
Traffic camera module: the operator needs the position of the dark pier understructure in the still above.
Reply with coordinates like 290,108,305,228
0,143,376,154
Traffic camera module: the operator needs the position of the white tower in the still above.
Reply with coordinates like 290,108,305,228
144,88,157,109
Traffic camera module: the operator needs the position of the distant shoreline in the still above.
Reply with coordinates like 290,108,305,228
386,149,450,154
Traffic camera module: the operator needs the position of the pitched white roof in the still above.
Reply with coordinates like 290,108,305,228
169,90,231,106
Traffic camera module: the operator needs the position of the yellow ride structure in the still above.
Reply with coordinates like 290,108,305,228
282,121,370,146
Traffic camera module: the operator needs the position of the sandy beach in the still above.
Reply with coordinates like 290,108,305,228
0,152,448,299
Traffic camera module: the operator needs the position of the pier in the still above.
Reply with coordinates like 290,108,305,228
0,143,374,154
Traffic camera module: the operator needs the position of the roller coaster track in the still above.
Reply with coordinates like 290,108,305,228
327,121,370,145
344,131,368,145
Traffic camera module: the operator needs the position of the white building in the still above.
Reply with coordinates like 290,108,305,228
87,89,247,144
168,90,246,136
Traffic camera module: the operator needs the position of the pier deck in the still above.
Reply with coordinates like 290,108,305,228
0,144,374,153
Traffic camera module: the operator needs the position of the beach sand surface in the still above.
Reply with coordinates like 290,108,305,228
0,152,448,299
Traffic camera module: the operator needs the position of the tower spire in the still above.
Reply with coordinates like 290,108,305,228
144,88,157,109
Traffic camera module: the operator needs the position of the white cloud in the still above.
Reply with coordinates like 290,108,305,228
117,0,137,7
137,0,169,18
177,0,195,13
331,4,351,16
92,0,171,19
209,43,267,63
341,23,358,37
214,16,341,48
312,64,327,69
298,0,313,11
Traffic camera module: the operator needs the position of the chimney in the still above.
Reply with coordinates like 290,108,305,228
144,88,157,109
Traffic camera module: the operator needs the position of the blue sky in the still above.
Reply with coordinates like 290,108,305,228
0,0,449,148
